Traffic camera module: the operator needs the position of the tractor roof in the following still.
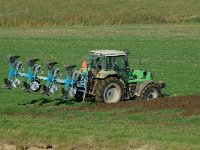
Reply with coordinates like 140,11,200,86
90,50,126,56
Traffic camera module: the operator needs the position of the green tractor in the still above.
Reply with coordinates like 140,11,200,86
78,50,166,103
4,50,165,103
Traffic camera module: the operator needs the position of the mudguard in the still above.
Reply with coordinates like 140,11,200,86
95,70,118,79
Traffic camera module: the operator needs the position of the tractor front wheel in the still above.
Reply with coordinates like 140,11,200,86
140,83,161,100
94,77,124,103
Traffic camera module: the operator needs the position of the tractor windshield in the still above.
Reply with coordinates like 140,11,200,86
106,56,128,70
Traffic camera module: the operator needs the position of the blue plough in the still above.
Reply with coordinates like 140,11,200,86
3,55,88,101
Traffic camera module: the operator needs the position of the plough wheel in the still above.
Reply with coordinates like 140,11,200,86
94,77,124,103
23,79,41,92
30,79,41,92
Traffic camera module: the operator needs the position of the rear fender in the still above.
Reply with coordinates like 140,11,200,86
95,70,118,79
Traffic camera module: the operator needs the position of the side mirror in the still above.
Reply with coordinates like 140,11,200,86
124,49,130,55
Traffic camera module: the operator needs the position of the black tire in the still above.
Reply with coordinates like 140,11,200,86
75,91,84,102
94,77,124,103
140,83,161,100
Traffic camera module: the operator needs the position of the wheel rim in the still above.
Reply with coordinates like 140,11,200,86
146,89,158,100
103,83,121,103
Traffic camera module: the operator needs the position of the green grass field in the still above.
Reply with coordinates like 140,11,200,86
0,25,200,149
0,1,200,149
0,0,200,26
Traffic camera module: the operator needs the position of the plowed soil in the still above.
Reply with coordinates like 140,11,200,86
77,96,200,115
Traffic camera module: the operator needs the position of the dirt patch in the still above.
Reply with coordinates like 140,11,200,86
24,143,54,150
0,141,54,150
131,144,156,150
0,141,16,150
72,95,200,115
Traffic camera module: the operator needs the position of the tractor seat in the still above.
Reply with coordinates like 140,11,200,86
8,55,20,64
46,62,57,70
27,59,39,67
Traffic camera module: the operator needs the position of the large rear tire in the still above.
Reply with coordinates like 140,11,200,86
140,83,161,100
94,77,124,103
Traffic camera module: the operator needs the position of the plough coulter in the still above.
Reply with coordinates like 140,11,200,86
3,50,165,103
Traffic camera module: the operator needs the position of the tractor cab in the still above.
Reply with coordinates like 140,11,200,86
89,50,129,79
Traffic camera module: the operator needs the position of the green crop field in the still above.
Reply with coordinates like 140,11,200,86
0,0,200,149
0,0,200,26
0,25,200,149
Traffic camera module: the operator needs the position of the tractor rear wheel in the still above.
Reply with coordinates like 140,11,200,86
140,83,161,100
94,77,124,103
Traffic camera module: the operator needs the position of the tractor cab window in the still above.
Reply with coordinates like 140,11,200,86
90,56,103,70
113,56,126,70
106,57,112,69
106,56,128,70
106,56,129,79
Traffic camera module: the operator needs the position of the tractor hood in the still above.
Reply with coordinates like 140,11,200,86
128,70,153,83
